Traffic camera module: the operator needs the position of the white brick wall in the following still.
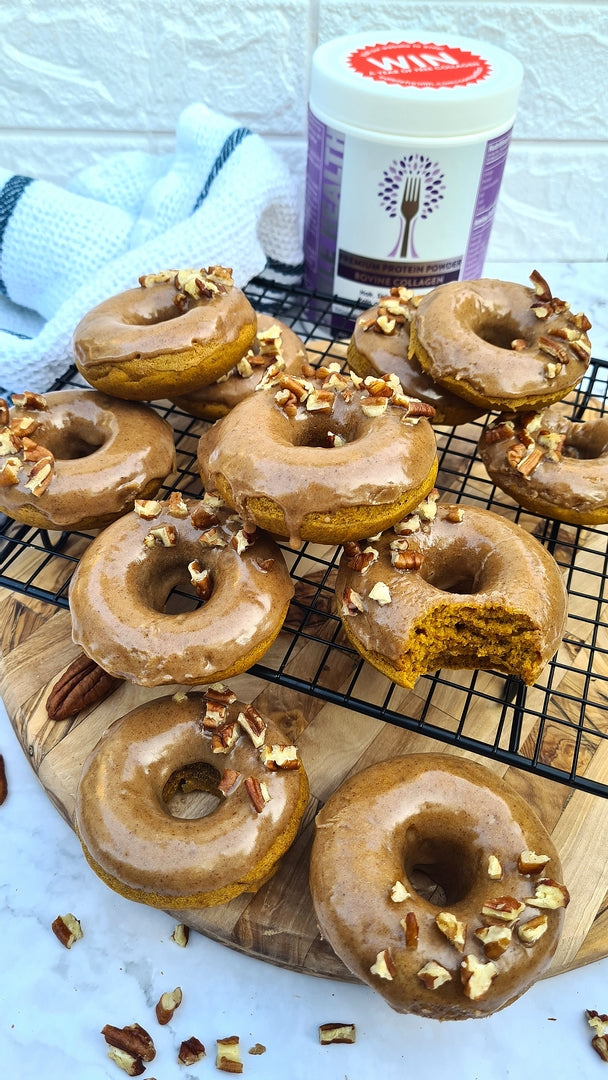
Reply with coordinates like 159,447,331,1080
0,0,606,262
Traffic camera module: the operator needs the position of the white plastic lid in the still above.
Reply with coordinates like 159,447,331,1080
309,31,524,137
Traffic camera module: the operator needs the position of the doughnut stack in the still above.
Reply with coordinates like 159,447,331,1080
1,263,589,1021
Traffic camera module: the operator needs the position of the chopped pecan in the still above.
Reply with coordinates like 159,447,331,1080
0,456,20,486
390,880,411,903
134,498,163,519
401,911,419,948
587,1010,608,1037
46,653,122,721
529,269,553,303
369,581,391,605
342,586,364,615
417,960,452,990
155,986,183,1025
517,914,548,945
211,721,240,753
487,855,503,880
260,744,300,770
177,1036,206,1065
592,1034,608,1062
101,1023,156,1074
237,704,267,748
319,1023,356,1045
436,911,467,953
370,948,396,980
460,954,497,1000
144,523,178,547
216,1035,243,1073
480,896,525,922
244,776,271,813
171,923,190,947
0,397,9,426
474,924,512,959
218,768,241,795
518,850,551,875
525,878,570,909
188,560,212,601
25,454,54,495
51,913,83,949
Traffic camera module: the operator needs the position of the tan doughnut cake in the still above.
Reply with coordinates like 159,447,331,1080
73,266,257,400
0,389,175,531
478,408,608,526
171,314,308,420
347,288,484,426
310,753,569,1020
408,270,592,412
75,688,309,908
335,496,568,688
197,365,439,548
69,493,294,685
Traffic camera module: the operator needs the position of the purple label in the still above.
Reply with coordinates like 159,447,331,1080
303,110,344,293
461,127,513,279
337,251,461,290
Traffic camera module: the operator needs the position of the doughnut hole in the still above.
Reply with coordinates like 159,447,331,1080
162,761,222,820
473,314,525,351
289,412,358,448
134,544,214,614
563,420,608,460
403,815,479,906
34,420,105,459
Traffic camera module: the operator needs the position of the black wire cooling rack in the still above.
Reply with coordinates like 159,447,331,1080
2,277,608,797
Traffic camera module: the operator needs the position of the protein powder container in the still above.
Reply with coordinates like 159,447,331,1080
304,31,523,304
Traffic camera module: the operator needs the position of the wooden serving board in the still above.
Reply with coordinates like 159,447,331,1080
2,572,608,984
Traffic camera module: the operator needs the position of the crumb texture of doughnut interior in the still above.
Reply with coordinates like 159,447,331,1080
335,502,568,688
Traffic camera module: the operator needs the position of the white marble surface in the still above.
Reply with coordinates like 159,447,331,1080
2,259,608,1080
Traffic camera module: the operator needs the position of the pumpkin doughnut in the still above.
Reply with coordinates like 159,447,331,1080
171,314,308,421
310,752,568,1020
73,266,257,401
408,270,592,413
0,389,175,531
335,497,568,689
478,407,608,526
347,288,484,427
197,366,439,548
75,688,309,908
69,493,294,686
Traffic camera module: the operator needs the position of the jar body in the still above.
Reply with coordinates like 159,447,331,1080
303,106,514,305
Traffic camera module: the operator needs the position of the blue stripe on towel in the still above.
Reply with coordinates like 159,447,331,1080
0,175,34,296
192,127,252,212
265,255,305,279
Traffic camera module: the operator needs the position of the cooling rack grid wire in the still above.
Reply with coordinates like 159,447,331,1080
2,278,608,797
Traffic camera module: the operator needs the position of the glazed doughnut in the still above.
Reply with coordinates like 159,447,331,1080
197,365,439,547
335,497,568,688
408,270,592,412
69,493,294,686
171,314,308,420
75,688,309,908
73,266,257,401
310,752,568,1020
347,288,484,427
478,407,608,526
0,389,175,531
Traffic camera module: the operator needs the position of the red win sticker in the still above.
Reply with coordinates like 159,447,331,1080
347,40,492,89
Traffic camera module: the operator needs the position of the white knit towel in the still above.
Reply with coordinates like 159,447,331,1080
0,103,303,392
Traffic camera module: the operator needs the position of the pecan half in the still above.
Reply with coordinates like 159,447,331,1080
46,653,123,721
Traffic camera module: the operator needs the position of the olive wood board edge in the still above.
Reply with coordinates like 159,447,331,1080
1,585,607,984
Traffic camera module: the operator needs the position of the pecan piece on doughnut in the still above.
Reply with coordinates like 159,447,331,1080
46,653,123,721
460,954,497,1000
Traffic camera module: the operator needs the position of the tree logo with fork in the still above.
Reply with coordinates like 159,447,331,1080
378,154,445,258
